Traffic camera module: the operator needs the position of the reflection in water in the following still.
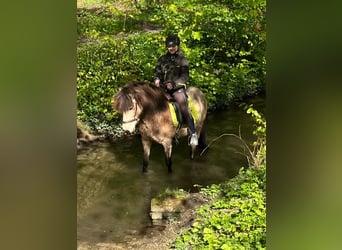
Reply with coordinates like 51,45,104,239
77,96,265,244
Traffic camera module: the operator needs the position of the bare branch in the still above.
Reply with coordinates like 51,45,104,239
200,133,253,160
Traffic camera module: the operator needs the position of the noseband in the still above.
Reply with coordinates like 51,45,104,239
122,117,139,124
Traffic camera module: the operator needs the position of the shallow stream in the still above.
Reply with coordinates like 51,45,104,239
77,96,265,244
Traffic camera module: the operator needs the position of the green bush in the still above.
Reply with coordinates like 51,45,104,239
142,0,266,102
77,33,161,132
77,3,143,39
77,0,266,134
172,105,266,249
172,163,266,249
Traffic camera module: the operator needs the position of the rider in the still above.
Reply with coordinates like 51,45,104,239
153,34,198,146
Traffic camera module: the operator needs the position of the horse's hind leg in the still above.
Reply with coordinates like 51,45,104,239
198,122,208,150
162,141,173,173
190,145,196,160
142,137,152,173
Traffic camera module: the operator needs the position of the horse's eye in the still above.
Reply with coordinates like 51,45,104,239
129,103,135,110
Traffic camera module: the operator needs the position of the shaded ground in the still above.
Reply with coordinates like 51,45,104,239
77,193,207,249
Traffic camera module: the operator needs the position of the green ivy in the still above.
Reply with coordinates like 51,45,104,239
172,105,266,249
172,165,266,249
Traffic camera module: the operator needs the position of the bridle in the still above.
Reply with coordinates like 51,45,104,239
122,117,139,124
122,97,140,124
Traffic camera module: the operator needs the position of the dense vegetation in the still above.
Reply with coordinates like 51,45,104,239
172,106,266,249
77,0,266,135
77,1,266,248
173,165,266,249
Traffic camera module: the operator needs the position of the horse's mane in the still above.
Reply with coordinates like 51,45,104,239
113,82,169,114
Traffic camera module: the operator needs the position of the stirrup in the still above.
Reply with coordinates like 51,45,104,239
189,133,198,146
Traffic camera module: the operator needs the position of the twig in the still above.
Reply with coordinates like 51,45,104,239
199,132,253,161
200,133,235,156
200,130,265,169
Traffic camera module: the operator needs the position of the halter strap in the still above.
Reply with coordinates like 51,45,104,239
122,117,139,124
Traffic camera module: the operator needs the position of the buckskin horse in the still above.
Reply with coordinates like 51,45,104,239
113,82,207,173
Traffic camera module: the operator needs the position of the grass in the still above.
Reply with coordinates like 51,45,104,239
77,0,107,8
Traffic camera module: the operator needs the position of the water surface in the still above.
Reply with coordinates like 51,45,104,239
77,95,265,244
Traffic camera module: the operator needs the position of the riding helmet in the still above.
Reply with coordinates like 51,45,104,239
165,34,180,47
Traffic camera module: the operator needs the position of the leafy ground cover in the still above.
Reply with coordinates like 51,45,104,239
173,164,266,249
77,0,266,135
171,104,266,249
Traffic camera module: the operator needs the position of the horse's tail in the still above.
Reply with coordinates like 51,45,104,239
186,86,207,151
186,87,207,125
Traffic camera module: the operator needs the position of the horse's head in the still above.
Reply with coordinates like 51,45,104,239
113,82,169,133
113,85,143,133
121,95,142,133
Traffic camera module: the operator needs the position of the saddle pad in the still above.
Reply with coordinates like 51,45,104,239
168,102,179,127
168,97,198,127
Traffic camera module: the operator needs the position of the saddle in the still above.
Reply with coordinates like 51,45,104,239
165,89,198,128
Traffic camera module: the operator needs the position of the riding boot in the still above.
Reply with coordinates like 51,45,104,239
188,114,198,146
180,100,197,145
172,89,198,146
188,113,195,134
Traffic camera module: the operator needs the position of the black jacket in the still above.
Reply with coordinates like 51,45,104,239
153,50,189,89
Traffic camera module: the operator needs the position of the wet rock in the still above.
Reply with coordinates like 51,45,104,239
150,196,184,221
150,192,207,225
77,119,100,150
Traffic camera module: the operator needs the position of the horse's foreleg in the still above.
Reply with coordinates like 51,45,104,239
142,138,152,173
162,142,173,173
